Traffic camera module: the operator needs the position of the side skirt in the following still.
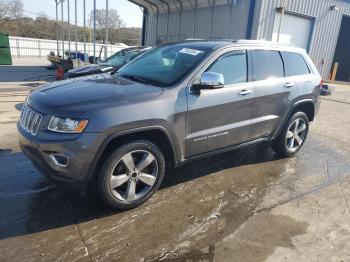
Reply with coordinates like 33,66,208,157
176,137,271,168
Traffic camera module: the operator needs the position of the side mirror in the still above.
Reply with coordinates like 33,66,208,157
192,72,224,92
110,68,118,75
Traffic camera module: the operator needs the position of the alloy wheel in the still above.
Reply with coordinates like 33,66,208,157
109,150,158,201
285,118,307,152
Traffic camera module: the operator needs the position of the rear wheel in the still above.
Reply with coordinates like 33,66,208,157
271,112,309,157
97,140,165,210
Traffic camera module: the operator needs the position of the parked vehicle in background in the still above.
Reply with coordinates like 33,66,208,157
18,40,321,210
64,46,150,78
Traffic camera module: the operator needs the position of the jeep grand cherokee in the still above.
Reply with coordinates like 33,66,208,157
18,40,321,209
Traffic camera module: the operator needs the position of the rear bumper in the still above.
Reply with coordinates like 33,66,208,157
18,122,104,194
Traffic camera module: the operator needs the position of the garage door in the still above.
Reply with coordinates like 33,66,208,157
272,13,313,49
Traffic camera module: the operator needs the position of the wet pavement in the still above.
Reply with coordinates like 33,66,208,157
0,80,350,261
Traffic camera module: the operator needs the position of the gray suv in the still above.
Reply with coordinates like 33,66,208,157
18,40,321,209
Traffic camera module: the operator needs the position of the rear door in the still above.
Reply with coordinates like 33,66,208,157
249,49,298,139
185,50,255,157
281,51,315,96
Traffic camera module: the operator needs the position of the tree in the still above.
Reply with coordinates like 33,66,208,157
0,0,8,25
7,0,25,36
89,8,125,43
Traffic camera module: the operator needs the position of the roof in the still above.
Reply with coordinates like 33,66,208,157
159,39,307,53
161,40,232,49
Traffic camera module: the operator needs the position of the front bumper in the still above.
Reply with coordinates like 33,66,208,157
17,122,104,194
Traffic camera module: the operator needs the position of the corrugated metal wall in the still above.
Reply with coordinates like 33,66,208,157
138,0,350,80
251,0,350,79
143,0,251,45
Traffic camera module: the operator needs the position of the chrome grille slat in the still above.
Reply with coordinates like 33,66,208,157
20,105,42,136
24,109,29,129
28,113,36,131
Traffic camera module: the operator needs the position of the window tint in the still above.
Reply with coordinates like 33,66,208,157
252,50,284,81
282,52,310,76
206,51,247,85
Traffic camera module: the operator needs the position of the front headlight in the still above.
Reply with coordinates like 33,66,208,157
48,116,88,133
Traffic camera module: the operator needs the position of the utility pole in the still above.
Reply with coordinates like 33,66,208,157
83,0,86,61
277,0,287,42
75,0,77,56
93,0,96,63
105,0,109,59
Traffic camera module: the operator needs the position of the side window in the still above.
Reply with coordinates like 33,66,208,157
282,52,310,76
206,51,247,86
251,50,284,81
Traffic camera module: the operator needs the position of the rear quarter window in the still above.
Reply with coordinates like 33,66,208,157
251,50,284,81
281,52,310,76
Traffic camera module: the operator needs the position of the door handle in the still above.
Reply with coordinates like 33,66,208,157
239,89,252,95
284,82,295,88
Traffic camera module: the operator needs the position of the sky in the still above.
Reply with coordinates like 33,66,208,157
21,0,143,27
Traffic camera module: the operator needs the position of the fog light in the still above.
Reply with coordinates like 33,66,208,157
49,153,69,167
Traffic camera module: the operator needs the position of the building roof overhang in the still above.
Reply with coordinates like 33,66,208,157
128,0,241,15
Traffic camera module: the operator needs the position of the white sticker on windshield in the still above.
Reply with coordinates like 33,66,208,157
179,48,203,56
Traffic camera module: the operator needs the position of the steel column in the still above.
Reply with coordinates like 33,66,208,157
75,0,77,55
93,0,96,63
67,0,71,57
83,0,86,61
61,0,64,59
105,0,109,59
55,0,59,56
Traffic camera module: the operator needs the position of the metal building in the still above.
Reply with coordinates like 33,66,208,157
129,0,350,81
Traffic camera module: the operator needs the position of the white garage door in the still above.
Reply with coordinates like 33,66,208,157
272,13,312,49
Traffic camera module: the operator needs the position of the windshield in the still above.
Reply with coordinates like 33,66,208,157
117,45,211,87
100,49,142,67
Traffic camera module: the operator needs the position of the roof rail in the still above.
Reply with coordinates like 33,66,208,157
235,39,279,44
184,38,205,41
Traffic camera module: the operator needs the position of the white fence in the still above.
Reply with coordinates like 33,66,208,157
9,36,128,59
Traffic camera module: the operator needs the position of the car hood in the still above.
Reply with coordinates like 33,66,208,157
29,74,163,117
66,64,113,76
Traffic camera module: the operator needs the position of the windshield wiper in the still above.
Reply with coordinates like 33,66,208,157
119,74,162,86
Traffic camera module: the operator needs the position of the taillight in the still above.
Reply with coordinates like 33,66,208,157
319,79,323,87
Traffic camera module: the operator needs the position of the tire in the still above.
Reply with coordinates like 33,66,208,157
271,112,309,157
97,140,165,210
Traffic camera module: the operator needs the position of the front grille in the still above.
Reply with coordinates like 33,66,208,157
20,105,42,136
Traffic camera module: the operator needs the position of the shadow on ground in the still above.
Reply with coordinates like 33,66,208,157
0,142,280,240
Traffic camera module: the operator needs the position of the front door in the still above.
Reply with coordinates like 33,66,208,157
185,50,255,157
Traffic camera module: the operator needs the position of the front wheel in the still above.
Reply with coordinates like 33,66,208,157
97,140,165,210
271,112,309,157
